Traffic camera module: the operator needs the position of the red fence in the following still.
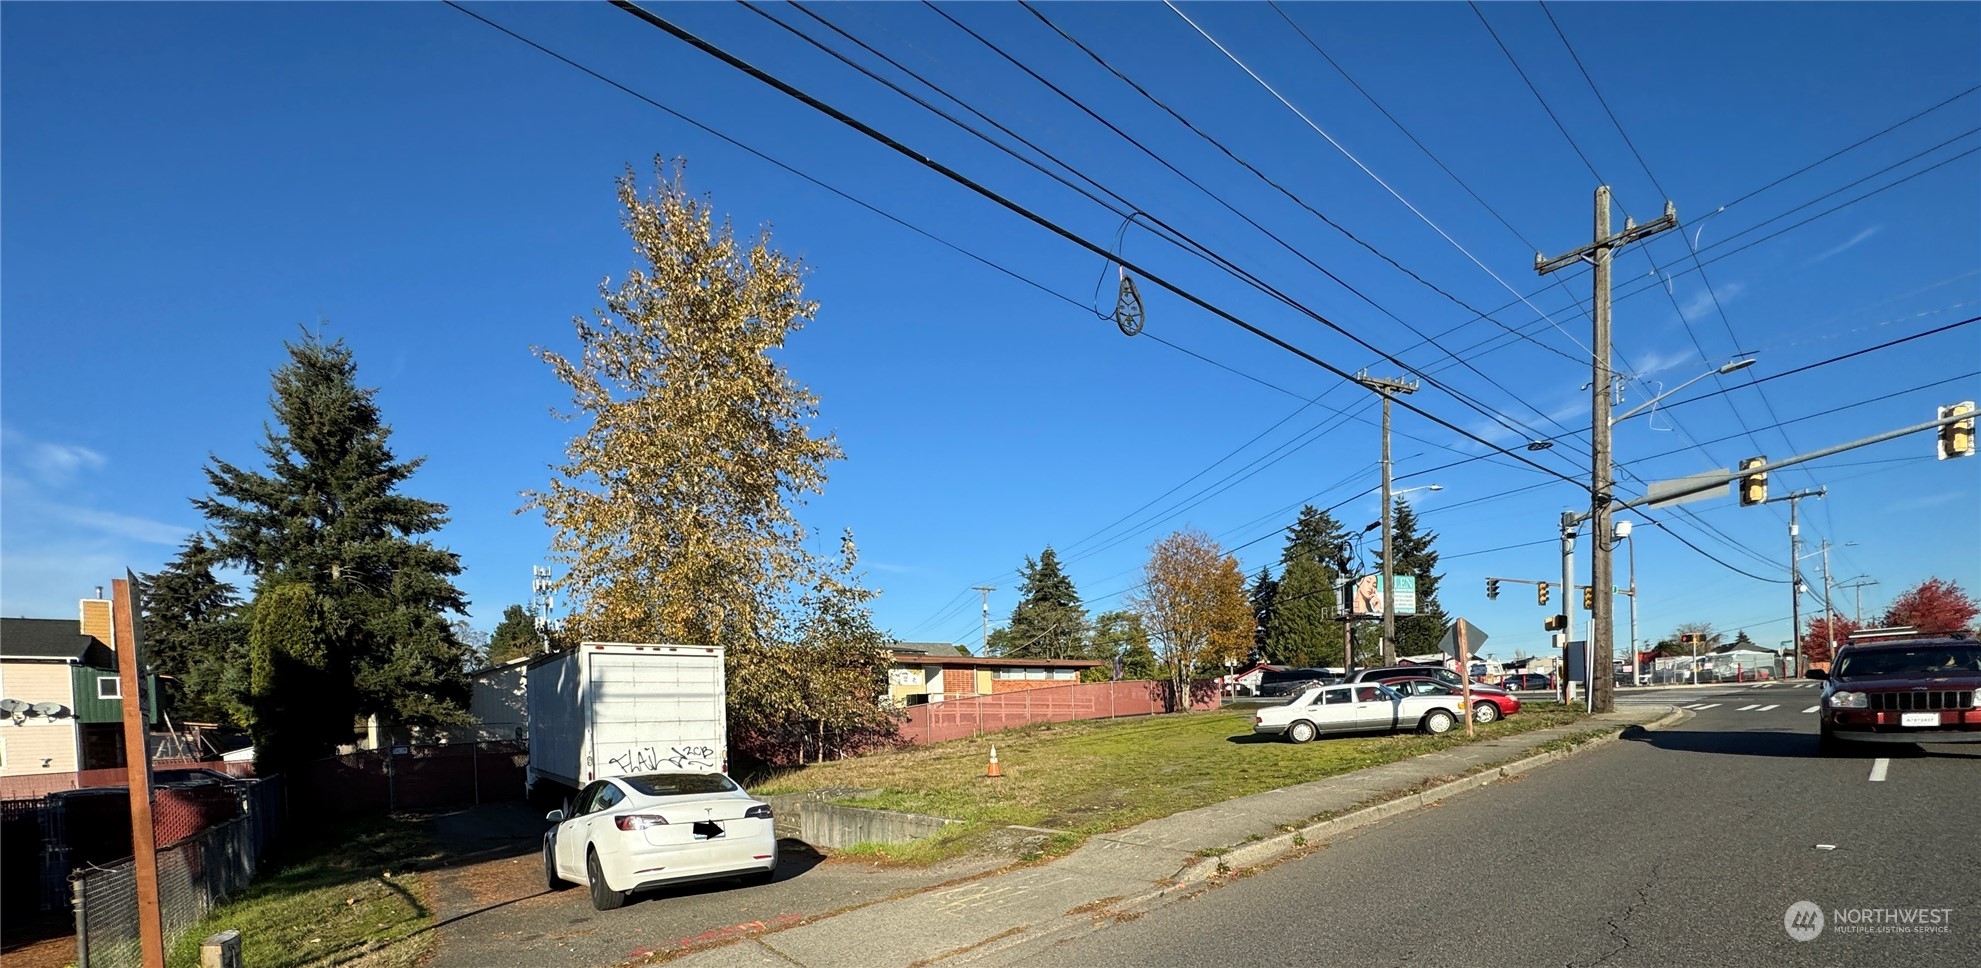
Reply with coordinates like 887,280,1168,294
899,679,1222,746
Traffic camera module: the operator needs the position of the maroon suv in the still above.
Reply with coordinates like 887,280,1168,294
1812,634,1981,753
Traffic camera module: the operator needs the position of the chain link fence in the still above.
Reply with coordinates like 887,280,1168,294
71,813,257,968
60,775,279,968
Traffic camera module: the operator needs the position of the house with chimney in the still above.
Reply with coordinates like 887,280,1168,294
0,593,156,778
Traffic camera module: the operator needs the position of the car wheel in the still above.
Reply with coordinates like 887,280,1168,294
1286,720,1317,744
586,848,629,911
544,836,568,891
1421,709,1456,735
1472,701,1501,724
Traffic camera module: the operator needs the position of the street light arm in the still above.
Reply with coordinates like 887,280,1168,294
1612,359,1756,424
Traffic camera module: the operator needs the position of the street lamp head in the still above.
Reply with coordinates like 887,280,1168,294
1427,484,1444,491
1526,440,1555,451
1718,358,1758,375
1612,519,1633,540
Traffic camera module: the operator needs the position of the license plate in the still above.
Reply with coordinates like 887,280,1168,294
1900,712,1941,727
692,820,725,840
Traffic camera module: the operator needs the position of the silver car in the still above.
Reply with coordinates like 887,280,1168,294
1253,682,1463,743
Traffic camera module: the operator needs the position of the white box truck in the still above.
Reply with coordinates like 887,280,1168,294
525,642,727,799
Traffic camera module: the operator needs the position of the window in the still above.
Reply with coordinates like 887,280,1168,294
97,677,121,700
1355,686,1384,702
623,773,740,797
1321,689,1350,705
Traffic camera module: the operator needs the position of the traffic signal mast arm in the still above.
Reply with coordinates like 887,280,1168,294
1618,408,1977,513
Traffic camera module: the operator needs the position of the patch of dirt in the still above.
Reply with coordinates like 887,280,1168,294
0,934,75,968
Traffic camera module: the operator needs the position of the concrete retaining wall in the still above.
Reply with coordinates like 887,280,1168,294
799,802,957,850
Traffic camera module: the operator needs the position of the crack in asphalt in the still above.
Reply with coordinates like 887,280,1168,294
1577,859,1666,968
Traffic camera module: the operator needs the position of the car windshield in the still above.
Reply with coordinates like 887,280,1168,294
621,772,739,797
1834,644,1981,678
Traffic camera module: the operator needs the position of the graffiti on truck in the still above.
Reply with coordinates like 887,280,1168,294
605,743,718,775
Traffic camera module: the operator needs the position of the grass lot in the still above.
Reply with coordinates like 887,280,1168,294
755,701,1591,864
165,814,443,968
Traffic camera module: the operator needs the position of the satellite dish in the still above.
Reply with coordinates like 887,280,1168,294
29,702,69,718
0,698,24,716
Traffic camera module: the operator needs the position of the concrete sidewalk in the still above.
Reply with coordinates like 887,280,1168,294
650,705,1685,968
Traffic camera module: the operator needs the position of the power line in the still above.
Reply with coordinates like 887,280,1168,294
785,0,1590,454
610,0,1598,493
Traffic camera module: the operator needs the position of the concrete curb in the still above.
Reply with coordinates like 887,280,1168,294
1191,704,1689,882
949,706,1690,967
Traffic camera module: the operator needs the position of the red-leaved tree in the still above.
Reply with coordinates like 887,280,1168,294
1881,578,1980,634
1801,614,1861,667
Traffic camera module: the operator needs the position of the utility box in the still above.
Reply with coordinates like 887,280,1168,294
525,642,727,799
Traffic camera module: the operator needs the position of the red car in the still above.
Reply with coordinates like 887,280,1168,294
1381,677,1521,724
1812,633,1981,753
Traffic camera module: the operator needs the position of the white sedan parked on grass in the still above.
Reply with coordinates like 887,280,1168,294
1254,682,1464,743
544,772,778,910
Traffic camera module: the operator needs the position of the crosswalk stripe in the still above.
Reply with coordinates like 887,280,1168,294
1737,704,1761,711
1685,703,1711,709
1758,704,1780,711
1694,703,1721,709
1802,705,1820,713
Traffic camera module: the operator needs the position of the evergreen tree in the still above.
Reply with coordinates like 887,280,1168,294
140,535,249,726
995,546,1088,659
1281,505,1351,573
195,330,472,768
1265,557,1343,668
1389,497,1448,657
1090,610,1156,679
1248,566,1278,657
487,604,542,665
1731,630,1756,651
1266,506,1353,665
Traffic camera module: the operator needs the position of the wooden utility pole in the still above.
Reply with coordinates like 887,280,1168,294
973,585,995,654
1356,372,1418,665
112,575,165,968
1537,187,1676,714
1765,488,1825,675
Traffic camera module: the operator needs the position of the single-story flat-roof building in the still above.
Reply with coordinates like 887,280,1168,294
886,644,1103,706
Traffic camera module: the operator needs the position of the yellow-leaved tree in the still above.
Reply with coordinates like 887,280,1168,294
1132,528,1254,712
527,158,894,764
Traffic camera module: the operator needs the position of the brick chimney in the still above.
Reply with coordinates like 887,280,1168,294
81,595,113,649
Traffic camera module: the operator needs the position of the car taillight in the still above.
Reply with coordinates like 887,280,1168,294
615,814,669,831
745,804,773,820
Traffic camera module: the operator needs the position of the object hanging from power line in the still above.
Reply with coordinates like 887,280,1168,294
1114,268,1145,337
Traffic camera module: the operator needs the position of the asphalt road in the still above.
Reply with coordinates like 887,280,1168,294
1004,681,1981,968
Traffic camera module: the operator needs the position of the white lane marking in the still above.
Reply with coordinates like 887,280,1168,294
1758,704,1780,711
1694,703,1722,709
1802,705,1820,713
1685,703,1712,709
1868,759,1889,782
1737,704,1762,711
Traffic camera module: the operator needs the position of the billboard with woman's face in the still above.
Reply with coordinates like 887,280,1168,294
1337,575,1417,618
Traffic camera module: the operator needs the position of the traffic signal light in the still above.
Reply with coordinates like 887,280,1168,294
1582,586,1595,611
1939,401,1976,460
1738,456,1768,507
1544,614,1566,632
1537,583,1550,607
1486,578,1501,600
1679,633,1703,645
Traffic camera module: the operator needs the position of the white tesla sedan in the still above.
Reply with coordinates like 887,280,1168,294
543,772,778,910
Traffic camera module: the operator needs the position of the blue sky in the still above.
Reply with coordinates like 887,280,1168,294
4,2,1977,662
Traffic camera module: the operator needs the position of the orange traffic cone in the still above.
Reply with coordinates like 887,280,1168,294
985,745,1003,778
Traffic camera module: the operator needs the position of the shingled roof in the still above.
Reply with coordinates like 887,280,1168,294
1,617,105,662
